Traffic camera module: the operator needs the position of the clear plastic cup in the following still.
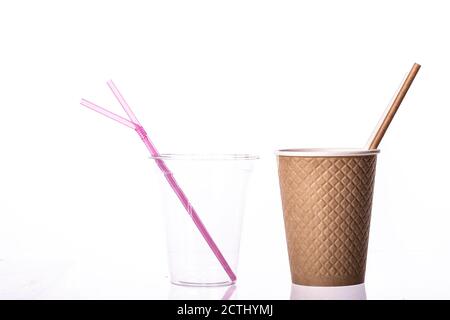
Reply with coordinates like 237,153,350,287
150,153,258,287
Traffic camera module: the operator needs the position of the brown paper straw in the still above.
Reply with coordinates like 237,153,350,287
368,63,421,150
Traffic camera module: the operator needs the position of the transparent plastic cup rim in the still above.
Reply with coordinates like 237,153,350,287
276,148,380,157
149,153,259,161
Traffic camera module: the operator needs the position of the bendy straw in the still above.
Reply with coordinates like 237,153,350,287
367,63,421,150
80,81,237,282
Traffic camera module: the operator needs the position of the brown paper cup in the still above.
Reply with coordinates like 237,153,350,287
277,149,379,286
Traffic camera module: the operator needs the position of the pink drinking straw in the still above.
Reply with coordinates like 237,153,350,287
80,81,236,282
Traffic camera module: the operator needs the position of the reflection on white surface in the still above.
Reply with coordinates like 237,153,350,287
290,283,366,300
169,284,237,300
0,258,73,299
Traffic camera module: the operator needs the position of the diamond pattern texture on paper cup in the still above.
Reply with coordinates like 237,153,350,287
277,154,377,286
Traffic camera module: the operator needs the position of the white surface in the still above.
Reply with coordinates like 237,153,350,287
290,284,366,300
0,0,449,299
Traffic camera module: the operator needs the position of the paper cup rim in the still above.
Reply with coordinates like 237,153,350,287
276,148,380,157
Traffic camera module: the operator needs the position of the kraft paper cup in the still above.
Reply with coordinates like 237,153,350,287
277,148,379,286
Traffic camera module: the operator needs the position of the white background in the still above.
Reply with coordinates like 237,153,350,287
0,0,449,299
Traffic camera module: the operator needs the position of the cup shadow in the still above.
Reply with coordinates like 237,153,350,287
169,284,237,300
290,283,367,300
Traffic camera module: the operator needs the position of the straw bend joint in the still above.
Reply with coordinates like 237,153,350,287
135,125,148,140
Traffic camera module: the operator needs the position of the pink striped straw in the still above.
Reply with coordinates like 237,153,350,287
80,81,236,282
